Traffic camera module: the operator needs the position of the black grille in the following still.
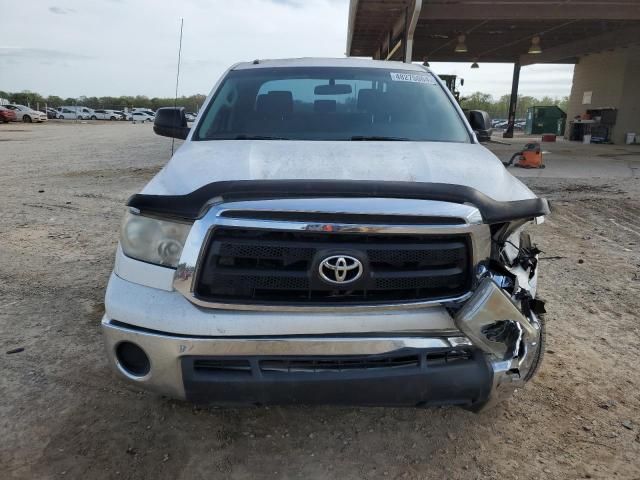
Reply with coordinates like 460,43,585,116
260,354,420,373
190,350,473,376
195,227,472,305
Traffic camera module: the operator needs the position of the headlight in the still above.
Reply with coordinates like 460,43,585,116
120,211,192,268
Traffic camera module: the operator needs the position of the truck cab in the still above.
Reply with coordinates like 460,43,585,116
102,58,548,409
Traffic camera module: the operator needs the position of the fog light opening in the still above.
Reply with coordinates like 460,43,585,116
115,341,150,377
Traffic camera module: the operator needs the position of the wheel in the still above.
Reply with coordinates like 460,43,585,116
91,115,97,120
110,116,116,121
23,115,32,123
59,115,65,119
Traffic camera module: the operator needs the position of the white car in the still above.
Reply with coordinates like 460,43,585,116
130,111,154,123
185,112,196,122
56,107,84,120
102,58,549,410
5,104,47,123
78,107,97,120
111,110,128,121
132,108,155,116
93,109,121,121
56,106,97,120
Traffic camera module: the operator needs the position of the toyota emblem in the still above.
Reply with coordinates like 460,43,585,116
318,255,363,285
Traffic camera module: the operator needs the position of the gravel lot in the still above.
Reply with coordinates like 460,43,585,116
1,122,639,479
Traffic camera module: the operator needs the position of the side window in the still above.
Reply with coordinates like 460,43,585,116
198,80,238,137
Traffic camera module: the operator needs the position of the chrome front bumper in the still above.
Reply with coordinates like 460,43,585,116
102,318,475,400
102,278,539,409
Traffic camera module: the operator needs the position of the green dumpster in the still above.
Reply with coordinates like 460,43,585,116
525,106,567,135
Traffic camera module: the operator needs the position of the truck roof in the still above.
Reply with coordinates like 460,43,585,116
232,57,429,72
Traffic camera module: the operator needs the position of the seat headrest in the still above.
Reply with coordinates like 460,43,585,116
256,90,293,115
357,88,382,111
314,100,336,113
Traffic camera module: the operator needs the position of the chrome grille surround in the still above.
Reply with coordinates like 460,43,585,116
173,197,491,312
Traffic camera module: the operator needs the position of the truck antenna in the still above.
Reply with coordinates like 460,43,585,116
172,18,184,155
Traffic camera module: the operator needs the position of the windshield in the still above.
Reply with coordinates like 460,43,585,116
194,67,470,142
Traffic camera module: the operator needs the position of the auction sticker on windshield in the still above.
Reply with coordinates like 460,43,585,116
390,72,437,84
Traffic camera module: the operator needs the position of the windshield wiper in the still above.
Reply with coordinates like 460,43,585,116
233,134,291,140
350,135,410,141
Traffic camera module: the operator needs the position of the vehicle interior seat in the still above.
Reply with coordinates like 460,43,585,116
314,100,337,113
357,88,389,123
255,91,293,120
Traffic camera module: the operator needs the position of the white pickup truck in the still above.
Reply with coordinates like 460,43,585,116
102,58,549,410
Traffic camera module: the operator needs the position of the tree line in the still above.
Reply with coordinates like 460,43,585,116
1,89,569,119
0,90,207,113
460,92,569,120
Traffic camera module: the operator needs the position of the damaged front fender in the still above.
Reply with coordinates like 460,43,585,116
454,278,543,409
454,278,541,366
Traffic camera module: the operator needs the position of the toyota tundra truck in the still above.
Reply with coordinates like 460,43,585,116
102,58,549,410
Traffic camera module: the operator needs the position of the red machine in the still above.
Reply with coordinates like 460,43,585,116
504,142,545,169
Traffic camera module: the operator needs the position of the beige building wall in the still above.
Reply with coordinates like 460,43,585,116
618,46,640,145
566,46,640,144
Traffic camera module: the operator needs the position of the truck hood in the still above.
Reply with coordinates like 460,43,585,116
142,140,536,202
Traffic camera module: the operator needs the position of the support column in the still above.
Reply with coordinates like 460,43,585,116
503,61,521,139
404,0,423,63
402,7,409,62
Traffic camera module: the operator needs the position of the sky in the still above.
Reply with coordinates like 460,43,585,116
0,0,574,100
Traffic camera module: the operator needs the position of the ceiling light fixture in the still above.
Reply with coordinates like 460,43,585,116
455,34,468,53
528,36,542,54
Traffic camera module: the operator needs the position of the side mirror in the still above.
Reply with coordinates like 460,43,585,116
153,107,190,140
467,110,492,142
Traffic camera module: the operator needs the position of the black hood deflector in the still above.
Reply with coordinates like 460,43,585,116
127,180,550,224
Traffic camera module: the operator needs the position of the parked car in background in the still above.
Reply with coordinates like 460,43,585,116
56,107,83,120
111,110,128,120
132,108,155,115
56,106,97,120
45,108,58,119
130,111,154,122
4,104,47,123
78,107,97,120
93,109,121,121
185,112,196,122
0,106,17,123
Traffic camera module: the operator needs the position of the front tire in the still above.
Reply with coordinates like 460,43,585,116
59,115,65,119
91,115,97,120
23,115,32,123
110,116,116,121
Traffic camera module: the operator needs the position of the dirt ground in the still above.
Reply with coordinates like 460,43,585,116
1,122,639,480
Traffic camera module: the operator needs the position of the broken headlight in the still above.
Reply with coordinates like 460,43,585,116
120,211,192,268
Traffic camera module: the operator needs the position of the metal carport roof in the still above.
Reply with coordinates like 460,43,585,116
347,0,640,65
